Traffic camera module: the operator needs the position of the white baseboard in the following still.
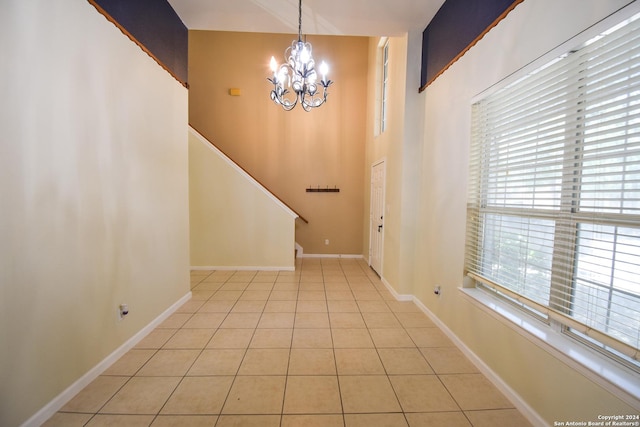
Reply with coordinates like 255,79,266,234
21,292,192,427
380,276,413,301
298,253,364,259
409,295,547,427
295,242,303,258
190,266,295,271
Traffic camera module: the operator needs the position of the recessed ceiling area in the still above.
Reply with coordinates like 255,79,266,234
167,0,445,36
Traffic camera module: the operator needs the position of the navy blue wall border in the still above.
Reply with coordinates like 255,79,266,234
88,0,188,87
420,0,523,91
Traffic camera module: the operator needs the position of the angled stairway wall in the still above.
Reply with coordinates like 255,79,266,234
189,127,298,270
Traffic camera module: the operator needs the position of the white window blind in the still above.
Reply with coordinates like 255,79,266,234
466,13,640,366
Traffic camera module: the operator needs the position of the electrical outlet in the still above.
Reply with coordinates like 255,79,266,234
325,239,329,245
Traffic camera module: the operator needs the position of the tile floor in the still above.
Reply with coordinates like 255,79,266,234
44,258,531,427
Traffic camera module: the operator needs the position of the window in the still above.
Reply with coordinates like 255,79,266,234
466,13,640,369
381,39,389,133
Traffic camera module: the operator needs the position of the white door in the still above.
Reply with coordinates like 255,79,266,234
369,160,385,275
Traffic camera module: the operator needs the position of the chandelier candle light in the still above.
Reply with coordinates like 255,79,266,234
268,0,333,111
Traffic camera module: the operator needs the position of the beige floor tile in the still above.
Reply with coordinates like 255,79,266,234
258,312,295,328
100,376,180,414
335,348,385,375
135,329,176,349
369,328,415,348
406,328,453,347
61,376,129,412
86,414,155,426
162,329,214,349
187,349,244,376
192,282,223,291
273,282,299,290
219,313,261,328
151,415,218,426
42,412,93,427
211,290,243,300
191,290,215,300
283,376,342,414
182,313,226,329
158,313,192,329
440,374,513,411
362,312,401,328
298,290,327,301
216,415,281,426
344,413,408,427
405,412,471,427
137,349,200,376
198,300,235,313
352,290,383,301
339,375,401,413
239,290,270,301
292,328,333,348
238,348,290,375
247,282,274,291
386,301,420,313
327,300,360,312
299,284,325,291
231,300,266,312
325,283,350,291
296,300,328,312
160,376,234,414
357,301,391,313
220,283,249,291
249,328,293,348
330,312,366,328
103,349,155,376
377,348,434,375
222,376,286,414
326,291,355,301
282,414,344,427
389,375,459,412
420,347,478,374
394,312,436,328
294,312,330,328
207,329,254,349
264,300,297,312
176,300,205,313
288,348,337,375
331,329,374,348
465,409,532,427
269,290,298,301
300,275,324,284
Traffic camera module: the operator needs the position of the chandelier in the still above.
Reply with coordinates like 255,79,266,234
268,0,333,112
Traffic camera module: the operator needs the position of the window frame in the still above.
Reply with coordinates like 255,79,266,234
465,4,640,376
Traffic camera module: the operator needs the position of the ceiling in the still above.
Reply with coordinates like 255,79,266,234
167,0,446,37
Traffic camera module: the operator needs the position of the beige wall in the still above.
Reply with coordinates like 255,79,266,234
376,0,639,423
189,31,368,255
189,128,297,269
0,1,190,425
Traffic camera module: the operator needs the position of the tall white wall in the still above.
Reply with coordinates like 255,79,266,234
0,1,190,425
401,0,639,423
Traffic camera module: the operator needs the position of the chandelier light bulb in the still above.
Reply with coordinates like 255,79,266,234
319,61,329,82
270,56,278,74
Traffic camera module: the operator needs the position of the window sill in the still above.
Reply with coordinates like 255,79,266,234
458,286,640,408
